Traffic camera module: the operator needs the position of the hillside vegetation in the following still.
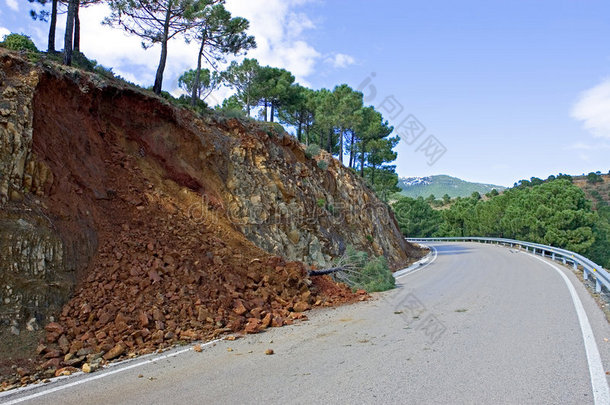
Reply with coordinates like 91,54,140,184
573,172,610,209
393,175,610,268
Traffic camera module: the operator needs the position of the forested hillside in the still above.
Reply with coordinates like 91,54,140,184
393,175,610,268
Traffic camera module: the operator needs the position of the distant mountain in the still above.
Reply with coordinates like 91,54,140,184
397,175,506,199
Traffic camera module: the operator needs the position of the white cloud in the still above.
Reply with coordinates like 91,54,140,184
571,78,610,139
5,0,18,12
0,27,10,41
325,53,356,68
225,0,320,83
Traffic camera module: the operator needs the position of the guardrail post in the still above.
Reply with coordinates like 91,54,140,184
551,252,556,261
596,278,602,293
583,268,588,280
562,258,566,265
573,261,578,270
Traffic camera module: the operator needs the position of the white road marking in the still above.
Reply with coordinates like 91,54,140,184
1,339,221,405
394,245,438,279
529,254,610,405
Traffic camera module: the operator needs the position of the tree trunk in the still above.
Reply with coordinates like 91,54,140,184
191,36,206,106
263,100,268,122
48,0,58,53
270,103,275,122
339,129,343,165
348,131,355,168
73,1,80,53
153,5,172,95
63,0,77,65
296,117,302,142
326,128,332,153
359,141,366,177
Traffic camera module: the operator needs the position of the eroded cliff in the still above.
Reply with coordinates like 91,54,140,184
0,49,420,380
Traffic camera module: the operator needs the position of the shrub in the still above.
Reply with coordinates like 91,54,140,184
358,255,395,292
304,144,320,159
1,33,38,52
341,246,395,292
587,172,603,184
316,198,326,208
72,52,97,71
219,108,246,119
260,122,285,138
93,64,115,78
317,160,328,170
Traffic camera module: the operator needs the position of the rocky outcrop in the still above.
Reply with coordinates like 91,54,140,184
222,120,412,267
0,49,419,338
0,53,76,332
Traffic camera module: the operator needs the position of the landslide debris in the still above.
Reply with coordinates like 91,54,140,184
0,49,417,388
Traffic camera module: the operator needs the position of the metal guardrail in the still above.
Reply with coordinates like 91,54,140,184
407,237,610,294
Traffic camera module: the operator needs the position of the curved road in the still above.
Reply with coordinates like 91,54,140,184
2,242,610,404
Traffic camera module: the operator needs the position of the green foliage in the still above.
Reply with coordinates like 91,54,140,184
93,63,115,79
343,246,395,292
184,3,255,105
187,2,255,64
587,206,610,268
514,174,572,189
587,172,603,184
222,58,262,114
393,197,443,237
278,84,316,142
363,165,400,202
317,160,328,170
316,198,326,208
254,65,296,121
1,33,38,52
260,121,285,137
398,179,604,261
178,68,212,98
304,144,320,159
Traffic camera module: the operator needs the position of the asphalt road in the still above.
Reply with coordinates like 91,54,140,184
3,242,610,404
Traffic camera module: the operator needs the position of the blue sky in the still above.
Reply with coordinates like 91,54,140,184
1,0,609,186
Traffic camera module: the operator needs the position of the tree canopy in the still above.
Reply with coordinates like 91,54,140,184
105,0,206,93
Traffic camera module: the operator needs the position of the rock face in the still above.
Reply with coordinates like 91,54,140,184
0,53,83,331
223,120,412,267
0,49,420,335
